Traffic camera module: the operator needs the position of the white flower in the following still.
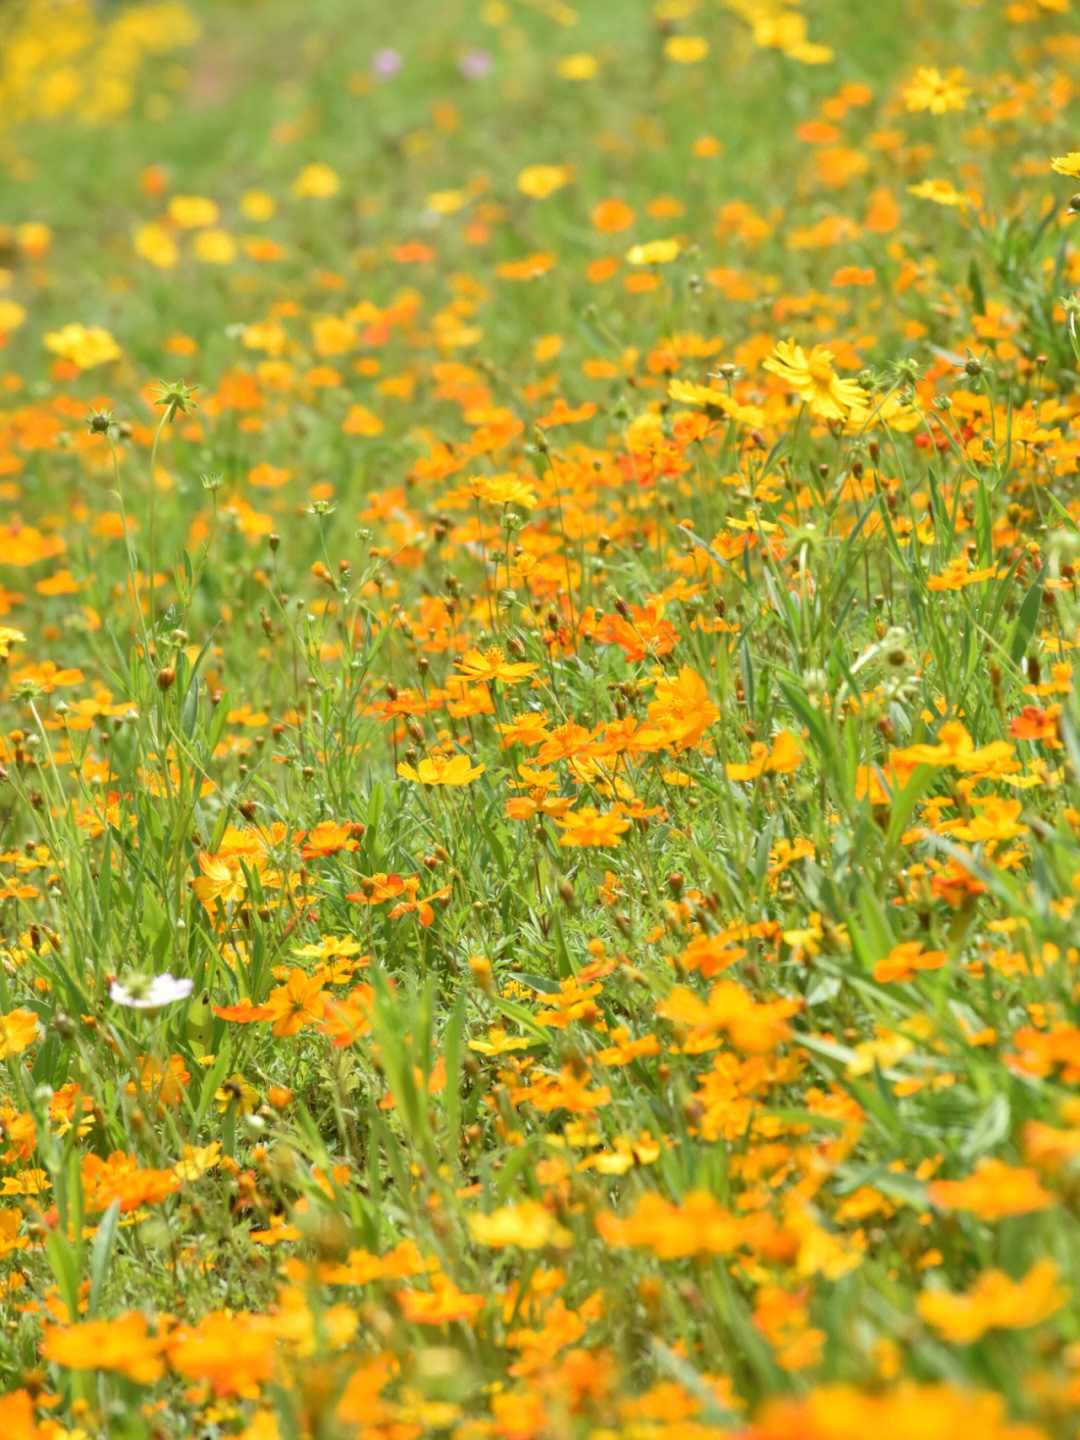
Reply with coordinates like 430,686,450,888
109,971,194,1011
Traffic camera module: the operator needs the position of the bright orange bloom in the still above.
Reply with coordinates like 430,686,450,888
873,942,948,984
166,1311,276,1396
928,1158,1055,1218
917,1259,1067,1343
890,722,1017,777
646,667,719,752
81,1151,180,1214
453,646,537,685
41,1311,166,1384
261,969,328,1037
726,730,804,781
396,1273,485,1324
0,1009,40,1060
657,981,800,1054
556,806,632,847
595,602,678,661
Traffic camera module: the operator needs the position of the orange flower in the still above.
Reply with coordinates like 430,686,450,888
646,667,719,752
0,1008,40,1060
41,1311,166,1384
597,1191,746,1258
873,942,948,984
81,1151,180,1214
726,730,804,781
261,970,328,1037
453,646,537,685
594,602,677,661
396,1273,485,1324
657,981,800,1054
917,1259,1067,1343
890,722,1017,778
166,1311,276,1396
556,806,632,847
300,821,361,858
927,1158,1055,1218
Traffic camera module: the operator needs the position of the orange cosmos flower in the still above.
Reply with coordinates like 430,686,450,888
647,667,720,752
453,646,538,685
594,602,678,661
166,1311,276,1396
657,981,800,1054
917,1259,1067,1343
890,722,1017,776
41,1311,166,1384
81,1151,180,1214
873,942,948,984
927,1157,1055,1218
556,806,632,847
396,1273,485,1324
726,729,804,781
300,820,361,858
0,1008,40,1060
261,969,328,1037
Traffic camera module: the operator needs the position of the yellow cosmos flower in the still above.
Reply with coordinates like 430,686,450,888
907,178,971,209
517,164,572,199
167,194,219,228
44,323,121,370
902,67,971,114
762,339,865,421
468,1200,572,1249
397,752,486,786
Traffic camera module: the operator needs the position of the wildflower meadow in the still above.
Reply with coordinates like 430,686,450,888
5,0,1080,1434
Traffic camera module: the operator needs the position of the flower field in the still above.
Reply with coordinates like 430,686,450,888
4,0,1080,1434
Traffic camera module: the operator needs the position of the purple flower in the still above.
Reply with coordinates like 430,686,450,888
372,48,402,79
459,49,492,80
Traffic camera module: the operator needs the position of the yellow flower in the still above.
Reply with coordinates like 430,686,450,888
397,752,486,786
167,194,219,228
517,164,572,199
902,67,971,114
0,629,26,659
44,323,121,369
1051,152,1080,180
0,301,26,332
907,178,971,209
215,1074,260,1115
468,1200,572,1249
762,339,865,421
556,53,598,80
191,229,236,264
293,162,342,198
626,238,681,265
665,35,709,63
134,221,179,268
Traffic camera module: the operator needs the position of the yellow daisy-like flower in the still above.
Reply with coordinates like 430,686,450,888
1051,152,1080,180
908,178,971,209
902,66,971,114
44,323,121,370
762,339,865,421
517,164,573,200
397,752,486,786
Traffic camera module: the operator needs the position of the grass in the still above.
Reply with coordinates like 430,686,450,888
2,0,1080,1437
